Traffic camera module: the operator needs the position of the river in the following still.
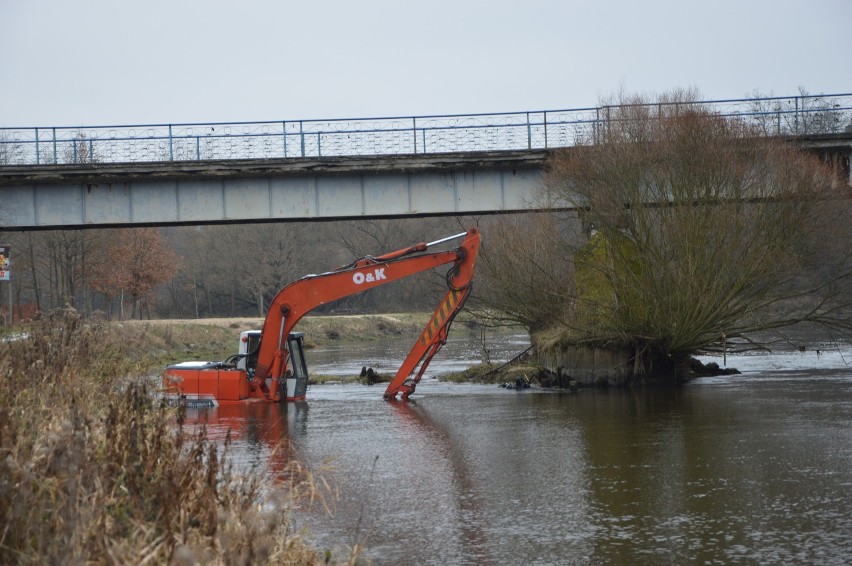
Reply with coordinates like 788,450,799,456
193,333,852,565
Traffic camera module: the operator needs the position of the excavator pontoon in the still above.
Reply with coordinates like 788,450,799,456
162,228,480,404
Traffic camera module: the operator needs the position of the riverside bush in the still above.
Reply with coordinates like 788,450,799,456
0,309,351,564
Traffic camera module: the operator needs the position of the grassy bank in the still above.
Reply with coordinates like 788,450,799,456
122,313,436,376
438,348,538,386
0,310,359,565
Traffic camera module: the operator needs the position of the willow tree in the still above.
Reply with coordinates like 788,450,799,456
486,93,852,380
475,212,581,333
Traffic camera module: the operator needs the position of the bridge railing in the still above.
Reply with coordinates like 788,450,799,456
1,93,850,166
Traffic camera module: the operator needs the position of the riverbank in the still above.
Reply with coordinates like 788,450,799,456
128,315,554,387
107,313,439,375
0,310,361,564
1,311,526,385
129,312,434,340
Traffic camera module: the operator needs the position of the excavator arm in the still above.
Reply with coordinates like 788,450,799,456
382,282,472,399
253,228,480,401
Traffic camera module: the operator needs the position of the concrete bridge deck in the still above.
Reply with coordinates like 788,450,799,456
0,150,549,229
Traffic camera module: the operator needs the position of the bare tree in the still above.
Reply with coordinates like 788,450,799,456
0,131,25,165
232,224,306,317
745,88,849,136
474,212,580,332
334,218,460,313
488,91,851,379
173,225,243,317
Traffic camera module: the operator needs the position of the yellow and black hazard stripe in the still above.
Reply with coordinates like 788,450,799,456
420,288,466,347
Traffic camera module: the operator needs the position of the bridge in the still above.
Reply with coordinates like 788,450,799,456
1,93,850,230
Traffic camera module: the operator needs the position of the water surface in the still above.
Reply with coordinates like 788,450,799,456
195,337,852,565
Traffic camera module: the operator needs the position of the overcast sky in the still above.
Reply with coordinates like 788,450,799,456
1,0,850,127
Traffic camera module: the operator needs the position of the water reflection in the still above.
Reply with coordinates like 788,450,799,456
187,401,309,480
386,401,492,564
575,384,852,564
183,343,852,565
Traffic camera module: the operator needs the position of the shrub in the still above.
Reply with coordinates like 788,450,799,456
0,309,344,564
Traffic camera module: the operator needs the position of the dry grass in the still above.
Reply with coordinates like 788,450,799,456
131,312,435,344
0,309,361,565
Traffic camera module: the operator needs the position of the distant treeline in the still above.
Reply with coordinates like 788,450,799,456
0,216,502,321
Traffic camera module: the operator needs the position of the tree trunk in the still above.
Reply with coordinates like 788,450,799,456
193,277,199,319
65,242,75,308
27,235,41,311
50,245,59,308
80,237,91,317
205,287,213,317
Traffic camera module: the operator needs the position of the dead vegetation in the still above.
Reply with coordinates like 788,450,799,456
439,347,537,385
0,309,361,564
131,313,433,346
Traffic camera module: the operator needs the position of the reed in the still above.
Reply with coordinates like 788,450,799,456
0,309,357,564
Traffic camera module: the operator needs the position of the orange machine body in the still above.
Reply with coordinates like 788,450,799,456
162,228,480,403
163,332,308,406
163,367,250,402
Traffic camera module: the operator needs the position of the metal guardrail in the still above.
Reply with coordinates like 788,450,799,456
1,94,850,166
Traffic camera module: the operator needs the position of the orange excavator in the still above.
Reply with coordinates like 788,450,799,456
163,228,480,403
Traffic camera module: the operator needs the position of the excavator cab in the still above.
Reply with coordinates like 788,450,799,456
238,330,308,401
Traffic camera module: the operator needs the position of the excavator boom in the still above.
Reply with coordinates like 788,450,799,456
253,228,481,401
